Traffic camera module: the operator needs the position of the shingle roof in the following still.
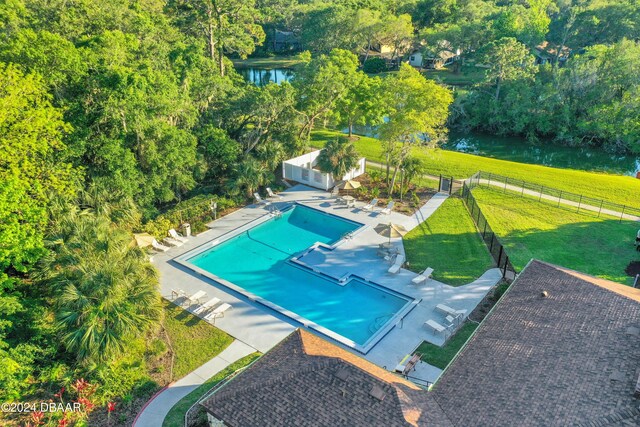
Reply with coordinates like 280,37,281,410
200,329,452,427
432,260,640,427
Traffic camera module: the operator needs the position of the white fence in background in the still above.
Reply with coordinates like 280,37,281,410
282,150,366,190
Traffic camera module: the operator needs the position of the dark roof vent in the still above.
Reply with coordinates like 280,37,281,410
335,368,350,382
369,385,386,401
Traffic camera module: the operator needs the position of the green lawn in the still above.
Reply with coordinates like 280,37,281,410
417,322,478,370
164,301,235,379
310,129,640,207
422,65,487,86
403,197,494,286
162,353,260,427
366,164,439,190
232,55,302,68
472,186,639,285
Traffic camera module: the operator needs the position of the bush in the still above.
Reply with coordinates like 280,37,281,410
142,195,237,239
363,57,387,74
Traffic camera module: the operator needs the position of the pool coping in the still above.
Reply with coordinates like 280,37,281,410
174,202,420,354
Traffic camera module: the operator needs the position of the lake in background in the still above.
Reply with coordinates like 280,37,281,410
342,125,639,176
238,67,293,86
444,133,640,176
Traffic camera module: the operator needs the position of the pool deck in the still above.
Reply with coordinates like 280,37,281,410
151,185,502,386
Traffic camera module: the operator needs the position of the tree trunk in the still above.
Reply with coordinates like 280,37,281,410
207,13,215,61
363,39,371,64
388,163,400,198
399,167,405,201
494,77,502,101
348,122,353,138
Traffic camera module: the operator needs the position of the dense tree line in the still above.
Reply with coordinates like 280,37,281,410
262,0,640,152
0,0,451,418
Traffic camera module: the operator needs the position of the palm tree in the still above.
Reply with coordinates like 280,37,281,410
36,208,162,364
316,138,360,179
230,156,272,197
400,156,425,200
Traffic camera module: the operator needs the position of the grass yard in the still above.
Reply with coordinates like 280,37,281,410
310,129,640,207
422,65,487,86
472,186,639,285
232,55,302,68
162,353,261,427
404,197,494,286
164,300,235,379
417,322,478,370
366,164,440,190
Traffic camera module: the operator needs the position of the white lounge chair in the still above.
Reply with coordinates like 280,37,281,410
193,297,221,314
380,201,394,215
388,255,405,274
266,187,283,199
152,239,170,252
169,228,188,243
411,267,434,285
186,290,207,305
163,237,184,247
204,303,232,322
424,319,447,334
361,198,378,211
254,193,270,206
435,303,458,317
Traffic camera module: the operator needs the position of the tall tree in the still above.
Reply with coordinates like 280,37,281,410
483,37,536,101
379,64,453,195
168,0,265,75
293,49,361,141
333,73,386,137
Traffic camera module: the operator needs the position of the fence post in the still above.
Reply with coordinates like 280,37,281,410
539,186,543,202
598,200,603,218
488,173,492,187
558,191,562,207
504,177,508,193
620,206,626,223
577,195,582,213
439,175,442,193
502,256,508,278
497,246,503,267
450,177,454,195
521,180,525,196
482,221,487,238
489,233,495,252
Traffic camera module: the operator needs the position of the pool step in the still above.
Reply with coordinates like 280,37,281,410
368,313,394,334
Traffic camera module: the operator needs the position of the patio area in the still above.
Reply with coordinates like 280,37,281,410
151,184,501,384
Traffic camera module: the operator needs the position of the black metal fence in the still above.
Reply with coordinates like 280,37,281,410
467,171,640,222
438,175,465,195
461,182,517,281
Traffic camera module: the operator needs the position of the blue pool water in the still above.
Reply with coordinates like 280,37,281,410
187,205,410,347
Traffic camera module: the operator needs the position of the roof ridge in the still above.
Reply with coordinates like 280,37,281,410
533,259,640,303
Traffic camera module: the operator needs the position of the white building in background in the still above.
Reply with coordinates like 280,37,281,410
282,149,366,190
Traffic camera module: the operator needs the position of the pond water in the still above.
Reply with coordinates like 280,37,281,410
238,67,294,86
444,133,640,176
343,125,640,176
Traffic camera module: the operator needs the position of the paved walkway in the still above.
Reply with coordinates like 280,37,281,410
477,179,640,221
133,340,256,427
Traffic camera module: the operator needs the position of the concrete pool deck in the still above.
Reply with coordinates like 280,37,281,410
151,184,502,385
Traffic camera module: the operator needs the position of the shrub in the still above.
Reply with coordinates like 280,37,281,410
363,57,386,74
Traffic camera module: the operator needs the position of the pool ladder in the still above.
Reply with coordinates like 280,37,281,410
368,313,394,334
269,206,282,218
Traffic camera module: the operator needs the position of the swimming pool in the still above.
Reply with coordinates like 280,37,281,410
178,205,417,352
